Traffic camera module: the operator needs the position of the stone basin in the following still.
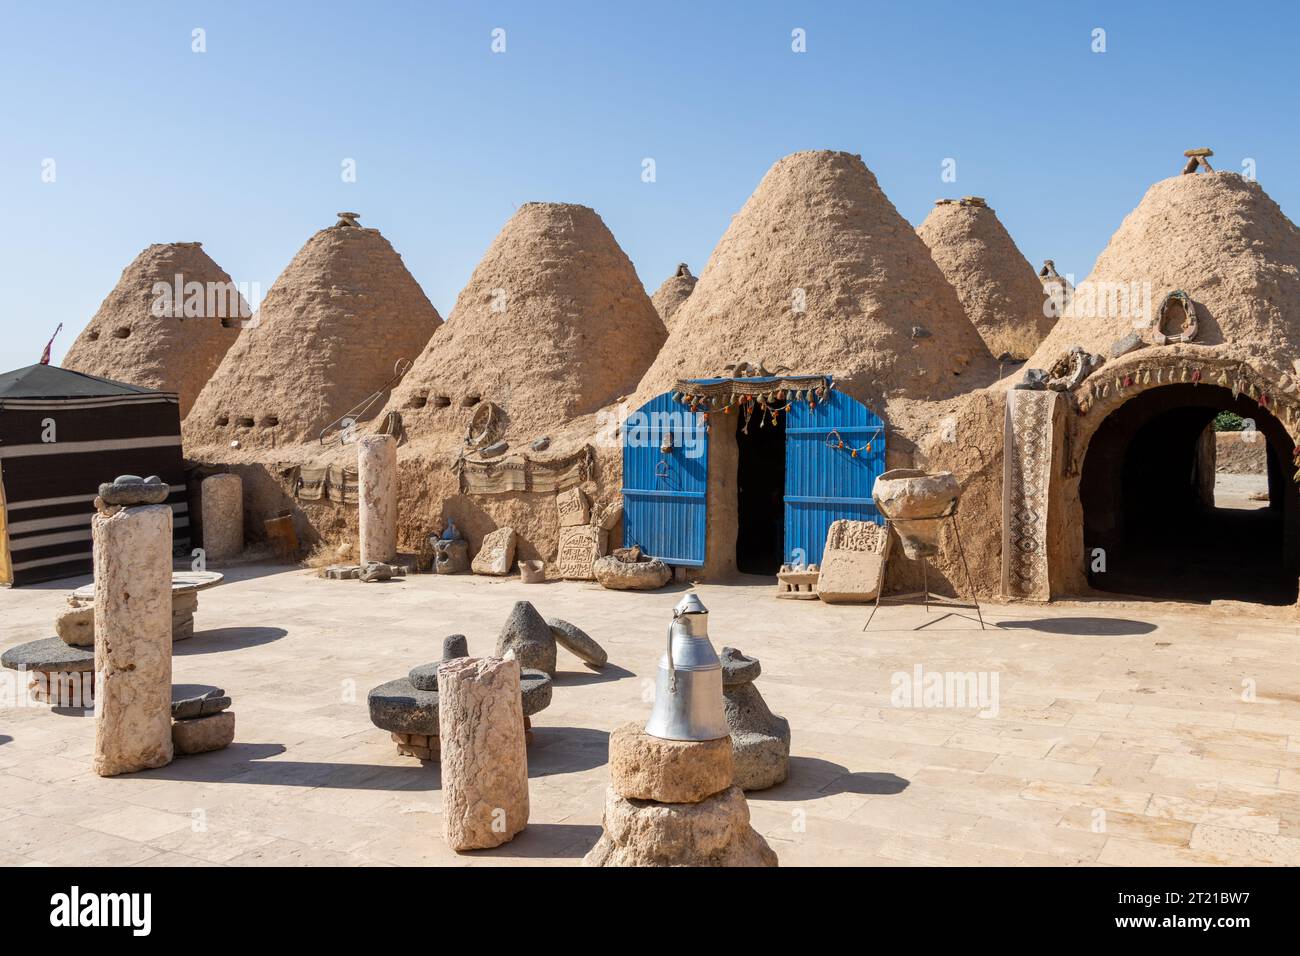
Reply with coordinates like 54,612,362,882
871,469,960,559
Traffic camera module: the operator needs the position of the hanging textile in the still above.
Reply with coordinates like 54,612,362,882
455,445,594,495
672,374,831,408
292,462,360,504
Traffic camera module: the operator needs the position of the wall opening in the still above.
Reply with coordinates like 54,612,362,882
735,409,785,575
1080,383,1297,605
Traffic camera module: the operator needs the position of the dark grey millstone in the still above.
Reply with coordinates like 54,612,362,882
546,618,607,669
99,474,169,506
480,440,509,458
408,662,440,692
1110,331,1145,359
368,678,440,736
495,601,556,677
530,437,551,452
442,634,468,661
720,646,761,686
1,637,93,673
170,684,227,719
520,668,553,717
1016,367,1048,390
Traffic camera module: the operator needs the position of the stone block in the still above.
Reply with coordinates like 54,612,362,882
438,657,529,851
200,474,243,561
609,722,733,803
55,604,95,647
472,527,516,576
583,786,777,867
172,711,236,755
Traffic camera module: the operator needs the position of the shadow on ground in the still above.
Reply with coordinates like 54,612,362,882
176,626,287,654
0,735,11,746
996,617,1157,636
526,726,609,777
123,725,609,788
751,755,910,802
553,663,636,687
460,822,604,859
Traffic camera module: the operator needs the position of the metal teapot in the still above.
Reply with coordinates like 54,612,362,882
645,593,729,741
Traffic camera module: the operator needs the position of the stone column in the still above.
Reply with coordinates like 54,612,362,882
201,473,243,561
437,656,529,850
358,435,397,565
93,505,174,776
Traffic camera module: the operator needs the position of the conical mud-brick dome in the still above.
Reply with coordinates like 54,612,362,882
185,214,441,448
650,263,698,328
386,202,666,438
1028,171,1300,374
917,198,1052,361
62,242,245,417
637,151,995,405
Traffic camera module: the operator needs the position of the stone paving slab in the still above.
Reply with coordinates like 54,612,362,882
1,561,1299,866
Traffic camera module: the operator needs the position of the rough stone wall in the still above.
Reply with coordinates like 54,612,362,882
63,242,244,417
917,202,1053,361
184,221,442,450
1215,429,1268,473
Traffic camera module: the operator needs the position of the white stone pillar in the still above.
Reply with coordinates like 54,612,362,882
201,473,243,561
92,505,174,776
438,656,529,850
358,435,397,565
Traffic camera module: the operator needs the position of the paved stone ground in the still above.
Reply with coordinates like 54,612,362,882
2,563,1299,866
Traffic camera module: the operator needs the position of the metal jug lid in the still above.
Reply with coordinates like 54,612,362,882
674,593,707,616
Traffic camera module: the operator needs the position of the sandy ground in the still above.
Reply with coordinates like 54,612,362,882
1215,472,1270,510
2,564,1299,867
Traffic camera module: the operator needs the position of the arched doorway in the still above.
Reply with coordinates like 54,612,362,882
1080,382,1298,604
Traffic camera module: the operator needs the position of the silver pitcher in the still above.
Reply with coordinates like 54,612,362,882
645,593,729,741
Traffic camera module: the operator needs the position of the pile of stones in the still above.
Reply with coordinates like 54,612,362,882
324,561,408,581
721,648,790,790
496,600,609,674
171,685,235,755
368,634,554,761
584,723,778,867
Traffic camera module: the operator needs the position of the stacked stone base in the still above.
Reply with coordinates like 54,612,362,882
584,722,777,867
391,731,441,760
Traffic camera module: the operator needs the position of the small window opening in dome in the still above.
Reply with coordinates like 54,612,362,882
236,416,255,428
461,395,481,408
215,415,229,426
112,327,130,339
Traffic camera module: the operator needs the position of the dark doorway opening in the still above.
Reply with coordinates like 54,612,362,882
1080,383,1297,605
735,408,786,575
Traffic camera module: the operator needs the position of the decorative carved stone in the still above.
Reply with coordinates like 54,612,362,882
557,524,603,580
556,486,590,528
817,519,891,604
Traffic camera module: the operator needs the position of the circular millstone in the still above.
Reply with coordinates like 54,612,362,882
98,475,169,506
520,668,553,716
1,637,94,673
368,678,440,736
547,618,607,669
171,684,230,720
407,662,440,692
720,647,761,686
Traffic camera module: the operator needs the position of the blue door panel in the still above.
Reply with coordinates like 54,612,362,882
783,389,885,566
622,393,708,566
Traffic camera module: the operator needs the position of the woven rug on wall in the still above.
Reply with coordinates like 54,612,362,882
1001,389,1057,600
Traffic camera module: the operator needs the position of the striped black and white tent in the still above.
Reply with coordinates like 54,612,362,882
0,365,189,586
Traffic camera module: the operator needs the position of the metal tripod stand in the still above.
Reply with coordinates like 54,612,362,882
863,504,985,631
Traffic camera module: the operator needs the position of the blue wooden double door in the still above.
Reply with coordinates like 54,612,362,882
622,385,885,570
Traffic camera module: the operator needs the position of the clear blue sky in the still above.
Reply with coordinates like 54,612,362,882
2,0,1297,372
